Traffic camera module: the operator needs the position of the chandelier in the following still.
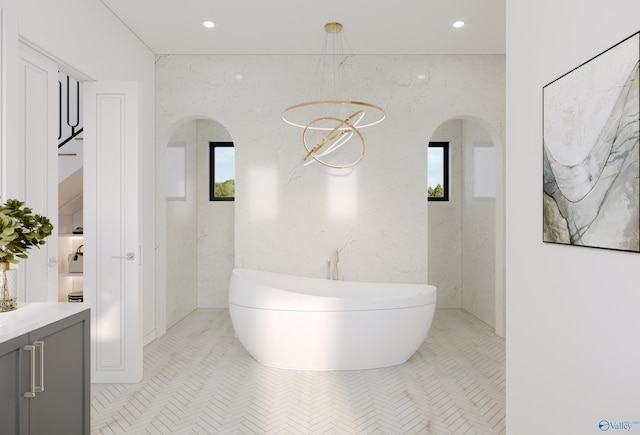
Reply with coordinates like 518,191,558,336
282,22,385,169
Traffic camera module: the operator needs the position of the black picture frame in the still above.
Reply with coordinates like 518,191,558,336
542,31,639,252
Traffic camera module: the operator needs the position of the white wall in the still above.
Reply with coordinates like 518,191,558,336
461,122,495,326
428,120,463,308
428,119,497,328
164,118,235,326
157,54,505,307
166,122,198,327
506,1,640,433
195,120,234,308
0,0,157,341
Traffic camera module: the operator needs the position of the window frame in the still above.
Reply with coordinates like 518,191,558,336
209,141,235,201
427,141,450,202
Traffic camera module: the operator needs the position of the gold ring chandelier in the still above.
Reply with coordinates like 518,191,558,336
282,22,385,169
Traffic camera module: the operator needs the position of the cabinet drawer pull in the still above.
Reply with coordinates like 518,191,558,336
34,341,44,393
23,344,36,398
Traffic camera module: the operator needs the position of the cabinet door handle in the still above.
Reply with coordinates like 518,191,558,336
23,344,36,398
34,341,45,393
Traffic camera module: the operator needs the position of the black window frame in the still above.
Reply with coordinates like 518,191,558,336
209,141,235,201
427,141,450,202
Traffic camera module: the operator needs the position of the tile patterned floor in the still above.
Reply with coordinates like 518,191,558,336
91,308,505,434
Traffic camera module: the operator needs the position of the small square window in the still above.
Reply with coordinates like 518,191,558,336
210,142,235,201
428,142,449,201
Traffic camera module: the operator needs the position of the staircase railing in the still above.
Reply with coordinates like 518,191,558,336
58,73,83,148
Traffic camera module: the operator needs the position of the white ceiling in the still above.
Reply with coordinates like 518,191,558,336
100,0,505,55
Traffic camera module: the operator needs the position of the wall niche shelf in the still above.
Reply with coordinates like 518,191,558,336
58,231,83,302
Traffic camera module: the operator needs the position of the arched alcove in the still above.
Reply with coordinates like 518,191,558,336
158,116,235,332
427,116,505,336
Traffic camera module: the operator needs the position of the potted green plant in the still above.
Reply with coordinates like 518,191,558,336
0,199,53,311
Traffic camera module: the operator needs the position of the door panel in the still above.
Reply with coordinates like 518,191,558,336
0,9,20,204
84,81,142,383
18,43,58,302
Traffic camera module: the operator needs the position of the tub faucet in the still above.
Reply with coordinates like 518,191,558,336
333,249,340,280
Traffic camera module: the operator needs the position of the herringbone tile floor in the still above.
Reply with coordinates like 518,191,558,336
91,308,505,434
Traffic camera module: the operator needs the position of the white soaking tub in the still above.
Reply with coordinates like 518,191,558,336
228,268,437,371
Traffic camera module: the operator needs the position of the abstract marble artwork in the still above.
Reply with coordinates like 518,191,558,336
543,31,640,252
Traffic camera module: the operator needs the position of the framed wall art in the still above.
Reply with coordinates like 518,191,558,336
543,31,639,253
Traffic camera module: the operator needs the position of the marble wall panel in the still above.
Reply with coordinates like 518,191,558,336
156,54,505,306
196,120,234,307
462,122,496,327
428,120,463,307
166,121,198,327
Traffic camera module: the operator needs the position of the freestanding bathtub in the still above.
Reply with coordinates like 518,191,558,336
228,268,437,371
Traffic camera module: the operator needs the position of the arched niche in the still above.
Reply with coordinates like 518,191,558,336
427,116,505,336
156,116,235,334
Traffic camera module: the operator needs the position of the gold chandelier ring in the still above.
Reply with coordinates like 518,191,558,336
302,116,366,169
283,100,386,130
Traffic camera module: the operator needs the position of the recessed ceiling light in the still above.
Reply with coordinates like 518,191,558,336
453,21,465,28
203,20,215,29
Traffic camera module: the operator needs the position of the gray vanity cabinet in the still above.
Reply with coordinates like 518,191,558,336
0,308,90,435
0,333,29,434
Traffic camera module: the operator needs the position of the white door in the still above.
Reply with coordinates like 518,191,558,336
84,81,142,383
0,9,19,200
18,43,59,302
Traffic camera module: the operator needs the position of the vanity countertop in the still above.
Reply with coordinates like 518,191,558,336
0,302,89,343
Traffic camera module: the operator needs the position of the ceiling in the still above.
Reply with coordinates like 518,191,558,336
99,0,505,55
